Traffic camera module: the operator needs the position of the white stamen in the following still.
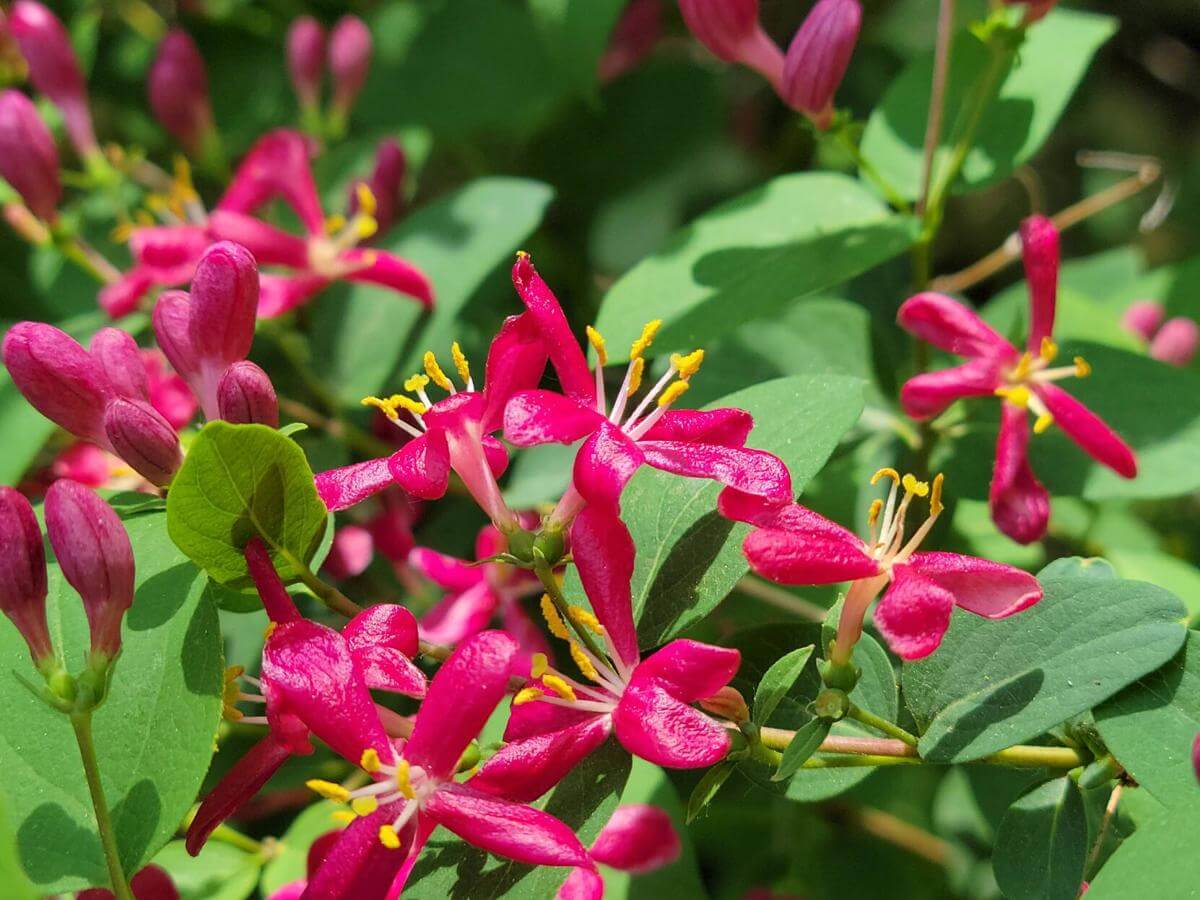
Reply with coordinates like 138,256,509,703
622,365,678,430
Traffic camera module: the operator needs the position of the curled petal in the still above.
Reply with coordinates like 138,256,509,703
990,403,1050,544
301,801,409,900
129,224,209,284
343,249,434,307
1035,383,1137,479
635,640,740,703
512,254,595,405
418,582,499,646
471,716,613,803
900,357,1005,420
100,271,154,320
481,313,549,432
591,804,681,873
613,677,731,768
316,456,396,512
503,390,603,447
408,547,480,593
572,506,639,670
717,489,856,540
258,273,330,318
639,440,792,503
874,565,955,661
742,528,878,585
639,408,753,447
343,603,421,659
574,422,644,510
217,129,323,233
1020,215,1059,352
897,292,1017,360
388,432,451,500
906,551,1042,619
206,210,309,268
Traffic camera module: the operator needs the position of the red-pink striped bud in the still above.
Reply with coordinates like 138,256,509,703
349,138,406,234
1120,300,1165,343
216,360,278,427
9,2,97,158
2,321,114,447
286,16,326,110
1004,0,1057,25
152,290,201,381
1150,317,1199,368
782,0,862,129
328,16,371,117
103,398,182,487
0,486,53,667
89,328,149,402
44,479,134,660
188,241,259,369
149,29,214,155
0,89,60,220
678,0,783,90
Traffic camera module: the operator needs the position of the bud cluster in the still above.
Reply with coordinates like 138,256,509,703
286,15,373,137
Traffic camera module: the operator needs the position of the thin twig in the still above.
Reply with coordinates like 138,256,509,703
1083,783,1123,878
824,802,952,866
736,575,827,621
917,0,957,217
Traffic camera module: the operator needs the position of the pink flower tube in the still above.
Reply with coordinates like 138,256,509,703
677,0,783,92
781,0,863,130
148,29,215,155
0,486,53,668
0,88,60,220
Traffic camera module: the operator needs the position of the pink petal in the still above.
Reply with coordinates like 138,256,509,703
217,128,324,233
316,456,396,512
512,254,595,405
323,525,374,580
1149,317,1200,367
99,270,154,319
470,715,613,803
571,506,640,670
990,402,1050,544
897,292,1017,360
388,431,451,500
635,639,740,702
639,440,792,502
480,312,549,432
206,210,309,268
301,801,410,900
417,582,500,646
258,273,330,318
557,867,603,900
574,422,645,510
499,597,553,667
504,694,599,742
343,249,434,307
639,408,753,447
129,224,209,283
408,547,481,592
900,357,1005,420
873,564,956,660
475,524,507,561
1019,215,1059,352
503,389,604,447
404,630,518,779
742,528,879,585
187,241,259,370
344,604,425,697
906,551,1042,619
613,677,732,768
353,646,427,698
717,489,850,539
89,328,149,402
481,434,510,479
424,782,590,867
590,804,681,873
245,537,300,624
1035,383,1137,479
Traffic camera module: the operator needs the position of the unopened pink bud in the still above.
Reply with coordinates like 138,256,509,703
0,486,53,666
9,1,97,158
103,397,182,487
599,0,662,82
149,29,213,154
697,685,750,724
0,89,60,220
188,241,259,370
1150,317,1199,367
89,328,149,402
1121,300,1165,343
216,360,278,427
323,524,374,580
1004,0,1057,24
328,16,371,116
349,138,406,234
2,321,114,447
286,16,326,110
44,479,134,660
782,0,862,130
678,0,759,63
152,290,201,380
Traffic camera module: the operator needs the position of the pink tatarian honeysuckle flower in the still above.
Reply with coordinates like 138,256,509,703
897,216,1137,544
1004,0,1057,24
287,16,326,111
598,0,662,83
0,88,61,221
328,16,372,122
187,539,425,856
504,253,792,530
781,0,863,130
557,804,682,900
314,312,548,532
148,29,215,156
0,486,53,670
298,631,590,900
720,469,1042,662
469,508,739,806
677,0,784,92
101,222,210,319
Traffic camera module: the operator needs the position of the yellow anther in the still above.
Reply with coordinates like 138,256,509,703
995,385,1031,408
451,342,472,385
516,250,530,260
134,210,155,227
111,222,134,243
1074,356,1091,378
221,666,244,721
395,759,414,799
566,606,604,635
263,621,278,641
423,351,455,391
930,473,944,517
540,594,570,640
901,474,929,497
586,326,609,366
331,810,357,825
404,373,430,393
543,674,577,702
870,467,900,486
171,156,198,202
360,748,381,773
1040,337,1058,362
379,825,401,850
146,194,169,214
670,349,705,380
1034,413,1055,435
626,357,645,397
657,380,690,408
352,796,379,817
362,394,427,419
1012,352,1034,382
630,320,662,360
569,641,601,684
868,499,883,527
530,653,548,679
355,215,378,240
325,213,348,235
514,687,544,706
306,780,351,803
356,182,378,217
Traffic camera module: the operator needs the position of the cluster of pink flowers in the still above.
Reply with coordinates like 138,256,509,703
1121,300,1199,367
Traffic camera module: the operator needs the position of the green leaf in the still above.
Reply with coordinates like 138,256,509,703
1095,632,1200,810
528,0,626,96
593,173,917,362
260,801,339,897
1084,803,1200,899
686,762,736,824
152,840,260,900
167,422,328,588
612,374,864,645
754,645,815,726
0,371,56,487
772,718,833,782
860,9,1117,199
993,777,1088,900
903,570,1189,763
0,794,35,900
1108,550,1200,624
311,177,554,406
0,509,223,893
1037,556,1117,582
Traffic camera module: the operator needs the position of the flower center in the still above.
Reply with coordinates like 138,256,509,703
308,183,379,276
995,338,1091,435
864,468,944,570
307,749,438,848
221,664,268,726
362,343,475,439
113,156,207,241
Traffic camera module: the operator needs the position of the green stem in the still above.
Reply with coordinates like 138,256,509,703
532,554,608,664
831,128,912,213
71,713,134,900
282,550,363,619
847,703,919,747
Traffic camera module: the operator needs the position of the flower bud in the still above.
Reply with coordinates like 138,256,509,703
349,138,406,234
216,360,278,427
1120,300,1165,343
599,0,662,82
188,241,259,370
44,479,134,660
8,1,98,158
152,290,201,381
286,16,326,110
2,321,114,447
0,89,60,220
1150,317,1199,367
149,29,214,155
678,0,783,90
89,328,149,402
328,16,371,117
1004,0,1057,24
0,486,53,667
323,524,374,580
782,0,862,130
103,397,183,487
698,685,750,724
1193,733,1200,784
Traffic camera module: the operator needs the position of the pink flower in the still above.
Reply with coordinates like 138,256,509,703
0,485,52,669
0,88,61,221
469,508,739,806
187,539,425,855
1149,318,1199,367
286,16,326,112
348,139,407,236
677,0,784,92
599,0,662,83
148,29,215,156
329,16,372,125
324,524,375,581
557,804,682,899
101,223,210,318
297,631,590,898
1120,300,1164,342
781,0,863,130
504,253,792,529
897,216,1137,543
720,469,1042,662
49,443,129,489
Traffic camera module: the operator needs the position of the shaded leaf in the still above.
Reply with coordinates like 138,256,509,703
772,718,832,782
754,645,814,726
993,777,1087,900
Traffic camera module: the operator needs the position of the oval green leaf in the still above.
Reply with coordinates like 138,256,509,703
993,777,1088,900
